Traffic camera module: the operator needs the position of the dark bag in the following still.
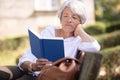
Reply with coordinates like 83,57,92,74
37,52,85,80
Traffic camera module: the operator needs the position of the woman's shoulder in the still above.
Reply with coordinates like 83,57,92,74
40,25,56,37
45,25,56,30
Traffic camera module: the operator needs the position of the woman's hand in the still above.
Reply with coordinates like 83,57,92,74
32,58,52,71
74,24,95,42
74,24,83,37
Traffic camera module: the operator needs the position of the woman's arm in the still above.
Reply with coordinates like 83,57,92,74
74,24,101,52
74,24,95,42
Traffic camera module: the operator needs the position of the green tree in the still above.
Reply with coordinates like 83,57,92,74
95,0,120,21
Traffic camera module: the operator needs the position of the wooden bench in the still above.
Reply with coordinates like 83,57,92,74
78,52,103,80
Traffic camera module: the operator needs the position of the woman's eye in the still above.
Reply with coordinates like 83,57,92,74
73,16,78,19
63,15,68,17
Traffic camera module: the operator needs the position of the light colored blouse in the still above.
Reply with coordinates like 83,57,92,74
18,26,100,76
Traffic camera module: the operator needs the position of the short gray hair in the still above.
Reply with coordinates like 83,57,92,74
57,0,87,24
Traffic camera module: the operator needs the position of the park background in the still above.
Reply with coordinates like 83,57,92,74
0,0,120,80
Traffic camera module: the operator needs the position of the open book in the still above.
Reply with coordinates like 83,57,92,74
28,29,65,62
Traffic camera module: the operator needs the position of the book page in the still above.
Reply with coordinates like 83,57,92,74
28,28,63,40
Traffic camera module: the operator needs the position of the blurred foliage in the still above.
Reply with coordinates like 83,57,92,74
0,36,29,65
84,22,106,35
98,46,120,80
0,36,28,51
84,20,120,35
96,30,120,50
95,0,120,22
106,20,120,33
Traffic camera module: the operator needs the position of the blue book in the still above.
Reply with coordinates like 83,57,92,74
28,29,65,62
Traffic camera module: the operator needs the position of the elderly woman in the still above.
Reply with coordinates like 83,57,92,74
0,0,100,80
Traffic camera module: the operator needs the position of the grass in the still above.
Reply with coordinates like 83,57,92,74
0,35,29,66
0,46,29,66
0,51,20,66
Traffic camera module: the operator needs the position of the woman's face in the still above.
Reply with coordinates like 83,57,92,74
61,7,80,33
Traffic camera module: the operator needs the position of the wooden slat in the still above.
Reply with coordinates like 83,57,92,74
78,52,103,80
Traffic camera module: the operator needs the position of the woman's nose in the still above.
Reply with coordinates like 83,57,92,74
67,17,72,23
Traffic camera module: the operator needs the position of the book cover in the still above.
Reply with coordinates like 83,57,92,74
28,29,65,62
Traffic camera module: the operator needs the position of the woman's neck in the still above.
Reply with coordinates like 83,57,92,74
55,29,74,39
